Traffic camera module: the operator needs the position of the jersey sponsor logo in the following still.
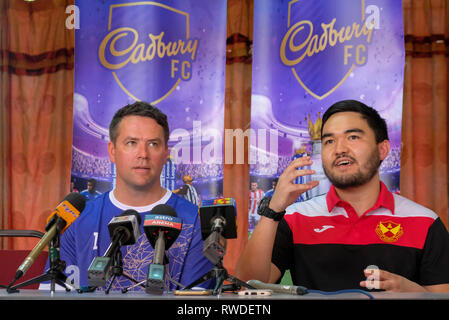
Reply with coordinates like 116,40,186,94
313,225,335,233
375,220,403,243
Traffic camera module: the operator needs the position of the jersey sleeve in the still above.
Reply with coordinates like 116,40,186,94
419,217,449,286
271,218,294,278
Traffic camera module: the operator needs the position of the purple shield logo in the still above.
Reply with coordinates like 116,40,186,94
98,2,199,104
280,0,375,100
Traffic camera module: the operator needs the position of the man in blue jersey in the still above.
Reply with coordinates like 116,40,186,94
80,178,101,202
41,102,214,292
263,178,278,199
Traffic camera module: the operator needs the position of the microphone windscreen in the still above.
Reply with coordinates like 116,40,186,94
151,204,177,217
120,209,141,225
64,192,87,213
144,205,182,249
45,192,86,234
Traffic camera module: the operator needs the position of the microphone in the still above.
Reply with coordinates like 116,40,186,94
199,198,237,240
199,198,237,265
143,204,182,294
107,209,142,247
246,280,307,295
87,209,141,287
14,192,86,281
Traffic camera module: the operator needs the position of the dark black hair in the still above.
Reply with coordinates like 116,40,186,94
87,178,97,187
321,99,389,143
109,101,169,144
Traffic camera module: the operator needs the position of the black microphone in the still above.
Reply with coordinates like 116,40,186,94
246,280,307,295
199,198,237,240
107,209,142,247
199,198,237,265
143,204,182,294
14,192,86,282
87,209,141,287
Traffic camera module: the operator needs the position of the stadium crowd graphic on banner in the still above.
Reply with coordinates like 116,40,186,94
249,0,405,233
71,0,227,202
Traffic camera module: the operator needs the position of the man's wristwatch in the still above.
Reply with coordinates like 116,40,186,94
257,196,286,221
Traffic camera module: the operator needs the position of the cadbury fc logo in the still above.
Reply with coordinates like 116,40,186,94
279,0,380,100
98,2,199,104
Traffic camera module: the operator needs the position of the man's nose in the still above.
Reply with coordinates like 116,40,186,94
334,138,349,154
137,142,149,159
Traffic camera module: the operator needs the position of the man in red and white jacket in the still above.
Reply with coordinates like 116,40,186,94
236,99,449,292
249,181,265,232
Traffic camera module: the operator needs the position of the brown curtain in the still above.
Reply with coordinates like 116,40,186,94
223,0,253,275
401,0,449,228
0,0,448,272
0,0,75,250
0,2,10,250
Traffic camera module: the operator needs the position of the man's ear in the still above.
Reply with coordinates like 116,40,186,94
108,141,116,163
164,143,169,163
378,139,390,161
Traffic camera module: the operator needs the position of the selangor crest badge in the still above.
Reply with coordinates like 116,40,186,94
375,221,403,243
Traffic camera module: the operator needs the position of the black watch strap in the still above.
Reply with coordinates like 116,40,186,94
257,196,285,221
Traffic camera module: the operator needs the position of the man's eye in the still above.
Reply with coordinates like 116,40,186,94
349,135,359,140
323,139,334,145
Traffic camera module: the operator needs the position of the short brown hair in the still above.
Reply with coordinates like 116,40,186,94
109,101,169,144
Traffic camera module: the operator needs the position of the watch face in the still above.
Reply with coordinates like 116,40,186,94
258,196,270,214
257,196,285,221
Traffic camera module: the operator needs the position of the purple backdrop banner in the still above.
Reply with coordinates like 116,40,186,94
249,0,404,233
72,0,227,200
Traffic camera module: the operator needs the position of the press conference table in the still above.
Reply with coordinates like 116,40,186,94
1,289,449,300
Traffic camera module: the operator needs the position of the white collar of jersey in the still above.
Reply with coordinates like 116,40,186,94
109,189,172,213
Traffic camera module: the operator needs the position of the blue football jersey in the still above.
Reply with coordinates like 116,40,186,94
42,190,214,291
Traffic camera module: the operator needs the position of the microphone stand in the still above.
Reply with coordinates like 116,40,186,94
183,215,254,295
121,252,185,293
104,243,142,294
183,255,253,295
7,219,74,294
